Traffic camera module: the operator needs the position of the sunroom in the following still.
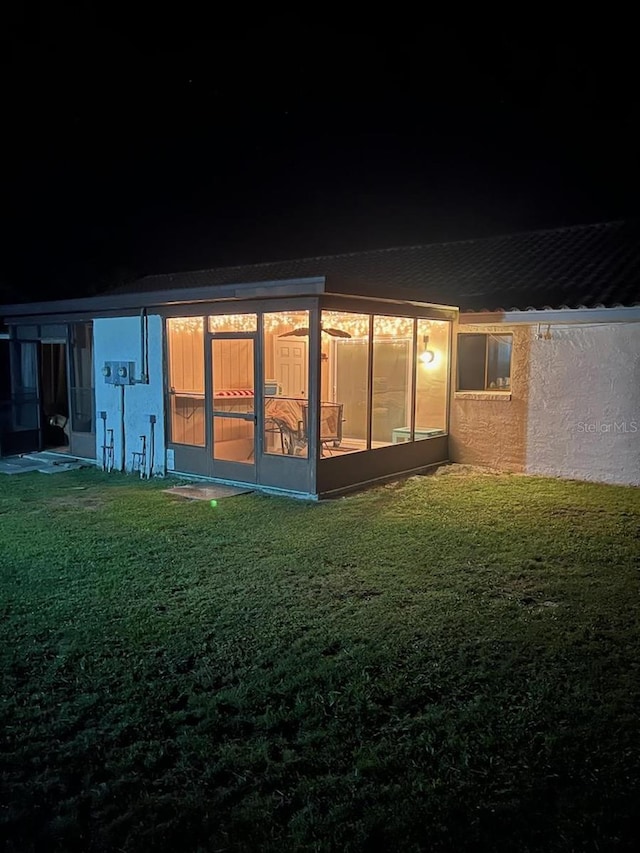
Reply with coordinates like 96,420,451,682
1,275,456,497
163,290,454,498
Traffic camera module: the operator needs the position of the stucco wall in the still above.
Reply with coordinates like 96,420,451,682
525,322,639,486
449,324,531,471
94,316,166,475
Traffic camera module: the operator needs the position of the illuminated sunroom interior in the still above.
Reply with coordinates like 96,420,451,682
167,308,450,466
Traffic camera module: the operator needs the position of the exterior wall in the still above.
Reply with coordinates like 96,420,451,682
317,435,449,497
450,319,640,486
93,316,166,475
449,324,531,471
525,322,639,486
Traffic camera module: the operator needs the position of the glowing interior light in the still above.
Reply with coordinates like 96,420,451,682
208,314,257,333
169,313,444,343
373,315,416,338
168,317,204,334
321,311,370,338
419,334,436,366
263,311,309,331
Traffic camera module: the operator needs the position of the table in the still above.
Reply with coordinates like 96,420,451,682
391,427,442,443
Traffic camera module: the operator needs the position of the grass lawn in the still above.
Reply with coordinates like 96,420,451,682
1,466,639,852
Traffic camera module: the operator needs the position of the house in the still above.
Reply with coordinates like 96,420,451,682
1,220,638,495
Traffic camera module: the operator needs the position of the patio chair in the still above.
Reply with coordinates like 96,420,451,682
300,402,344,456
264,397,307,456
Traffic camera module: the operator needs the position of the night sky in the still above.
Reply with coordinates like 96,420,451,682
2,16,638,303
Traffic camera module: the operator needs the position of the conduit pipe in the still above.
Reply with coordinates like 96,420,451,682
99,411,107,471
139,308,149,383
120,385,126,472
149,414,156,478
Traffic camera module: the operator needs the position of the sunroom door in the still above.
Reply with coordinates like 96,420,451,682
210,335,257,483
166,317,208,476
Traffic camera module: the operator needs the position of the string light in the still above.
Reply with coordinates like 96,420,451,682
208,314,257,332
168,317,204,334
169,313,310,334
321,311,369,338
262,311,310,331
373,316,415,338
168,313,447,341
321,312,420,339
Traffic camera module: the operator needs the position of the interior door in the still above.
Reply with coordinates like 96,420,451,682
210,335,257,482
275,338,307,398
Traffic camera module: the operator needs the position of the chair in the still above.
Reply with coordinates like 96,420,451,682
300,402,344,456
264,397,307,456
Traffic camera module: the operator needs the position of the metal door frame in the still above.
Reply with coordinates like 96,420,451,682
6,335,42,454
206,330,260,483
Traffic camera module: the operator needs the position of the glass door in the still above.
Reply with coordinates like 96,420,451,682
68,323,96,459
6,339,42,454
210,335,257,482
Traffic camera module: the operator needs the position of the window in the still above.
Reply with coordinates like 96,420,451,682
457,333,512,391
69,323,94,433
10,341,39,430
414,319,448,438
0,339,10,402
320,311,369,454
209,314,257,333
372,316,413,447
167,317,205,445
318,312,451,453
262,310,309,457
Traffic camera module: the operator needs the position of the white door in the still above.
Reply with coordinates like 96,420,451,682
275,338,307,398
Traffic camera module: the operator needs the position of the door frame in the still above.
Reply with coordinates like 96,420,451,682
39,338,70,451
6,337,42,455
206,330,260,483
163,298,318,493
66,322,97,460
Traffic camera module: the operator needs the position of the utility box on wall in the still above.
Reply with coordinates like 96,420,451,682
102,361,136,385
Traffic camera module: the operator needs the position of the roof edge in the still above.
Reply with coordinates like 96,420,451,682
460,306,640,325
0,276,327,319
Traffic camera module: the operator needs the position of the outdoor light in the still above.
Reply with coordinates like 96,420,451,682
419,335,435,365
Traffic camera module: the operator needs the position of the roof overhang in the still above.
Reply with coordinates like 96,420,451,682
0,277,327,322
1,275,460,323
459,306,640,325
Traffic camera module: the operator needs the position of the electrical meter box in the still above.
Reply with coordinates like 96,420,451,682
102,361,136,385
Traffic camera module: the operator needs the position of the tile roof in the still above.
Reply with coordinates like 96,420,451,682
111,220,640,311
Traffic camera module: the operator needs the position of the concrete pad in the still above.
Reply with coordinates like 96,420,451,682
0,452,88,476
2,455,47,468
0,461,43,474
37,463,85,474
164,484,253,501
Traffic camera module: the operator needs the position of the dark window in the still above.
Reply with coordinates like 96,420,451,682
10,340,40,430
0,340,12,443
0,339,11,401
457,334,512,391
69,323,94,433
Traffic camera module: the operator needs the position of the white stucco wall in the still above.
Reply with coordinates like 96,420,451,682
525,322,640,486
93,316,166,475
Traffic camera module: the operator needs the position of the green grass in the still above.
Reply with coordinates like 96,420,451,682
1,467,639,852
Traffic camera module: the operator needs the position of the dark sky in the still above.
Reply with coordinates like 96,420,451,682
2,15,638,302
